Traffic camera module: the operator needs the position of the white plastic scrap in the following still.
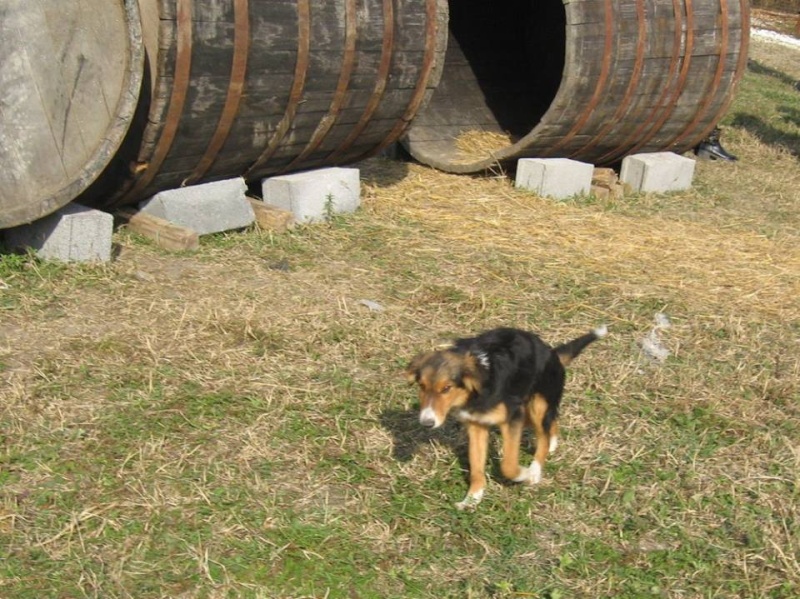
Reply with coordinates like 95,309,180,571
358,299,385,312
639,312,672,363
654,312,671,329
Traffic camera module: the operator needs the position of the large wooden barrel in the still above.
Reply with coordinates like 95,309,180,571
82,0,448,209
402,0,751,172
0,0,143,229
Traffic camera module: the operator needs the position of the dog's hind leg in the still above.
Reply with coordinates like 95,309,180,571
526,393,552,484
549,419,560,453
457,422,489,510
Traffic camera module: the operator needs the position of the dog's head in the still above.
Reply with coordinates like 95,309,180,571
406,349,482,428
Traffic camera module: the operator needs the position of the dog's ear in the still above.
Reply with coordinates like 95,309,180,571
460,354,483,393
405,352,431,384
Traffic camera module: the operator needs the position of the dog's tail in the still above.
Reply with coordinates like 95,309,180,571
555,325,608,366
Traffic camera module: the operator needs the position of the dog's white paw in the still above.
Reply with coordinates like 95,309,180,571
512,467,531,483
549,436,559,453
455,489,484,510
526,461,542,485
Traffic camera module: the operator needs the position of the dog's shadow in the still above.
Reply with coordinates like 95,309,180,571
379,407,469,470
380,407,531,484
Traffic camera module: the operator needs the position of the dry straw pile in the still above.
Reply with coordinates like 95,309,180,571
453,130,514,164
365,160,800,327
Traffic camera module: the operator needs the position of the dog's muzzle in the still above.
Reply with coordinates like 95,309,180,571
419,406,438,428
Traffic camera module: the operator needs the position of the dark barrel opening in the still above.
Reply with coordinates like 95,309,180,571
401,0,566,170
448,0,565,139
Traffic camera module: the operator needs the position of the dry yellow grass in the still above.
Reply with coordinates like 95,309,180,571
364,160,800,325
2,154,799,595
2,50,800,594
453,130,514,164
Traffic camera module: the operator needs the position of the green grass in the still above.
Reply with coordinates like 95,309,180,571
2,40,799,599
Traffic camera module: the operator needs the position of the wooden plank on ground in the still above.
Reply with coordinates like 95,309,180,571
117,209,199,251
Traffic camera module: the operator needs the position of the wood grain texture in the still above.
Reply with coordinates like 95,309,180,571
117,208,199,251
82,0,448,209
0,0,143,228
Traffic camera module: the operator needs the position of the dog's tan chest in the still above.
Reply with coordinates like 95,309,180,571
457,403,508,426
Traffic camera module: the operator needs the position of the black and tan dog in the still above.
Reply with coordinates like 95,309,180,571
407,325,607,509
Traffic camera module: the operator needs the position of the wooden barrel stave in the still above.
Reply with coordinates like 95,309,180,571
78,0,447,209
2,0,448,223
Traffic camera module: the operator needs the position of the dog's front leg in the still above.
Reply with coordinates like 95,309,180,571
499,419,531,483
456,422,489,510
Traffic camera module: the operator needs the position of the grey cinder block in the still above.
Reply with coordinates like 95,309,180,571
138,178,254,235
261,167,361,223
620,152,696,193
515,158,594,199
3,203,113,262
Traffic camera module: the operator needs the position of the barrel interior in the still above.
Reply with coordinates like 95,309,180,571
403,0,565,167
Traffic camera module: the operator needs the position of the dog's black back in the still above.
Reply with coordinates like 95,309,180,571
452,328,566,425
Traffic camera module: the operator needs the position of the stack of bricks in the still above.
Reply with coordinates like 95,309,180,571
591,167,626,200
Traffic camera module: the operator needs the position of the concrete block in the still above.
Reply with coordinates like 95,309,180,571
620,152,696,193
138,177,254,235
515,158,594,199
3,203,113,262
262,167,360,223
